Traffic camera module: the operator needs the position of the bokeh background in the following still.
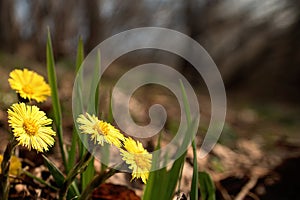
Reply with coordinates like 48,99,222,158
0,0,300,199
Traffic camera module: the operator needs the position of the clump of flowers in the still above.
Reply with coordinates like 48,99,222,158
1,35,156,200
1,68,54,200
1,47,152,200
8,68,51,103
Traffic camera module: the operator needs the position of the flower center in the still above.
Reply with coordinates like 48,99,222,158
22,85,34,95
134,153,150,169
93,121,109,136
23,119,38,135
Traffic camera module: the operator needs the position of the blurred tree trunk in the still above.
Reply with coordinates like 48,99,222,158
29,0,80,60
85,0,103,52
53,0,78,57
30,0,50,60
181,0,208,87
0,0,19,52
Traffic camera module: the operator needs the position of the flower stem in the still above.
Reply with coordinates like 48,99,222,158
59,151,92,200
0,139,18,200
78,167,118,200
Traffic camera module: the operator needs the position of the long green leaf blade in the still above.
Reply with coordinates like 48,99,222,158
180,80,199,200
179,80,191,125
43,155,80,197
143,133,165,200
75,36,84,73
198,171,216,200
190,141,199,200
81,50,100,191
165,152,186,200
68,36,85,171
43,155,65,187
46,29,67,171
81,157,95,191
144,80,199,200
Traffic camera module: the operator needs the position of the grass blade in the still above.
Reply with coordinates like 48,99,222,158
81,50,101,190
179,80,191,125
81,157,95,191
46,29,67,171
198,171,216,200
190,140,199,200
75,36,84,73
22,170,58,191
68,36,85,171
143,152,186,200
67,129,78,172
100,90,113,173
143,129,187,200
43,155,65,187
43,155,80,198
86,49,101,114
180,80,199,200
165,153,186,200
93,50,101,113
143,80,199,200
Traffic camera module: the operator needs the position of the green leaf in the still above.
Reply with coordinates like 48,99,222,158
43,155,65,187
198,171,216,200
75,36,84,73
81,158,95,191
143,157,166,200
69,182,80,199
43,155,80,197
68,36,85,171
67,129,78,172
73,37,85,158
93,50,101,113
143,129,186,200
143,152,186,200
165,153,186,200
81,51,100,191
180,80,199,200
63,152,92,197
46,29,67,171
86,50,101,114
179,80,191,125
100,91,113,173
100,143,109,173
143,80,200,200
190,141,199,200
22,170,58,191
107,89,113,123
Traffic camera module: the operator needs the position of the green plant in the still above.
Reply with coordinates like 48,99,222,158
0,30,217,200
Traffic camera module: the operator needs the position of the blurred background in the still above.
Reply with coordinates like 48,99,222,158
0,0,300,199
1,0,300,102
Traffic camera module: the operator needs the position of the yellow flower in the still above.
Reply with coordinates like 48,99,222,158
0,155,22,176
120,137,152,184
8,103,56,152
77,113,125,147
8,68,51,102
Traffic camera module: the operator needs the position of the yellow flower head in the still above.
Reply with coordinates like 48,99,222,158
120,137,152,184
0,155,22,177
8,68,51,102
8,103,56,152
77,113,125,148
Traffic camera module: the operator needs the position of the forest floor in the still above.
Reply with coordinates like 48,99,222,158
0,53,300,199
